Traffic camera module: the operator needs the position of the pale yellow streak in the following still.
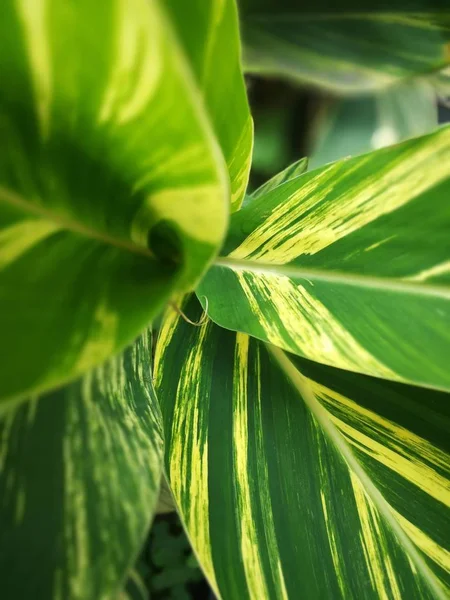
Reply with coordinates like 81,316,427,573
64,404,90,599
351,472,402,600
317,426,347,598
17,0,52,138
319,489,346,597
168,322,219,595
153,304,182,388
0,220,60,268
252,343,288,600
315,382,450,474
391,507,450,574
313,383,450,506
72,303,118,375
235,270,396,380
363,236,396,253
99,0,161,125
233,333,270,599
229,120,253,211
334,417,450,507
136,144,211,189
131,184,226,246
407,260,450,282
229,128,450,263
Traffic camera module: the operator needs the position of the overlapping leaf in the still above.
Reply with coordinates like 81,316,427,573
241,157,308,208
250,156,309,198
165,0,253,211
0,331,162,600
155,296,450,599
239,1,450,93
198,126,450,390
0,0,229,405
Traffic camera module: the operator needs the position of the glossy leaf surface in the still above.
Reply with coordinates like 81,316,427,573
155,297,450,599
165,0,253,211
0,0,228,404
0,331,163,600
198,127,450,390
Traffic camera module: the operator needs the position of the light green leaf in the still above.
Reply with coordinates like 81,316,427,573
250,156,308,198
309,81,438,169
155,296,450,599
0,330,162,600
164,0,253,211
0,0,229,405
239,4,450,93
242,157,308,208
198,127,450,390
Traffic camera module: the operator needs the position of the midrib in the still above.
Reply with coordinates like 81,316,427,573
214,256,450,299
0,185,154,258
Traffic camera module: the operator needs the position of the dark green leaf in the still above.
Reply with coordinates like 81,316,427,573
155,296,450,599
0,331,163,599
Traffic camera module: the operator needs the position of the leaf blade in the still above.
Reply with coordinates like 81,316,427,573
155,297,450,599
0,0,229,403
164,0,254,211
198,127,450,390
0,330,163,600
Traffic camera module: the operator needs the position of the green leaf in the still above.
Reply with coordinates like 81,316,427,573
0,0,229,404
0,330,162,600
198,127,450,391
242,157,308,208
309,81,438,169
250,156,308,198
155,297,450,599
239,3,450,93
164,0,253,211
123,567,150,600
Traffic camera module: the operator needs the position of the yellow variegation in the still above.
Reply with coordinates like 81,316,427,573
198,126,450,391
0,331,163,599
164,0,254,211
0,0,232,405
155,296,450,599
2,1,450,599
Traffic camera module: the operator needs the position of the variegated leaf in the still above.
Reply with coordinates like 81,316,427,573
0,0,228,405
198,126,450,391
165,0,253,211
155,296,450,599
240,3,450,93
0,331,162,600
